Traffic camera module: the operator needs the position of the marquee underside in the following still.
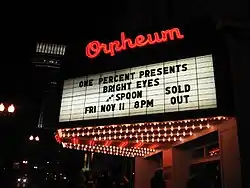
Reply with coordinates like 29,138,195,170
55,116,229,157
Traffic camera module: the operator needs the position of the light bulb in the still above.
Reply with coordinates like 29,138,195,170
8,104,15,113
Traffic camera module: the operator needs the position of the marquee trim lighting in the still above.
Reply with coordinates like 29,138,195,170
56,116,229,157
85,28,184,58
62,142,156,157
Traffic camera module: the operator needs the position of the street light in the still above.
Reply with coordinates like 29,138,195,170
29,135,39,142
8,104,15,113
0,103,15,113
0,103,5,112
35,136,39,141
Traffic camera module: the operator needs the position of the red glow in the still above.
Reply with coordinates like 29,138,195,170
72,137,79,145
104,141,112,146
119,141,128,148
149,144,159,149
55,135,61,143
89,140,95,146
85,28,184,58
134,142,144,148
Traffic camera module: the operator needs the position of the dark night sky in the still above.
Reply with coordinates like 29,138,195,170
1,6,126,101
1,3,148,160
1,3,129,97
0,4,127,156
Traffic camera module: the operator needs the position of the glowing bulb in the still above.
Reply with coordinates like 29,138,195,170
8,104,15,113
0,103,5,112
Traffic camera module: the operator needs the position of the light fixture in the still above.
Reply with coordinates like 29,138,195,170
29,135,39,141
7,104,15,113
56,116,229,157
62,142,155,157
0,103,5,112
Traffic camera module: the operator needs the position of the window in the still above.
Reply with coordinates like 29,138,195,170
36,42,66,56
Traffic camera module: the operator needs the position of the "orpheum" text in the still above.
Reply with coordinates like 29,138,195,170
85,28,184,58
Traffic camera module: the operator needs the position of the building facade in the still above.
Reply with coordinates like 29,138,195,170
31,42,66,129
56,17,246,188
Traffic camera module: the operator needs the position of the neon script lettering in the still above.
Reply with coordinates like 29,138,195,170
85,28,184,59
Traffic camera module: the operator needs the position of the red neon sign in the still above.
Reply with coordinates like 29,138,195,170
85,28,184,59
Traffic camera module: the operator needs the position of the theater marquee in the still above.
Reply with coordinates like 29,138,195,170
59,55,217,122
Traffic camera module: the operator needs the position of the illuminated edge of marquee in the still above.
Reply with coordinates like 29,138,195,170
61,142,157,157
56,116,229,157
85,28,184,58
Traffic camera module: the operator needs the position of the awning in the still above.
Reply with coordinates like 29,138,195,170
55,116,229,157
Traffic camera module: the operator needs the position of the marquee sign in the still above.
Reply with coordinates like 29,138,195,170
85,28,184,58
59,55,217,122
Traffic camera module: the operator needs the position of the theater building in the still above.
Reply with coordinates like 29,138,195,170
55,20,242,188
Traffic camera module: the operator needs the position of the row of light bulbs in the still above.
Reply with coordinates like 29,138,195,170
58,117,228,139
57,116,229,156
96,135,185,143
62,124,202,136
59,125,209,143
62,142,156,157
63,133,188,143
58,116,228,134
